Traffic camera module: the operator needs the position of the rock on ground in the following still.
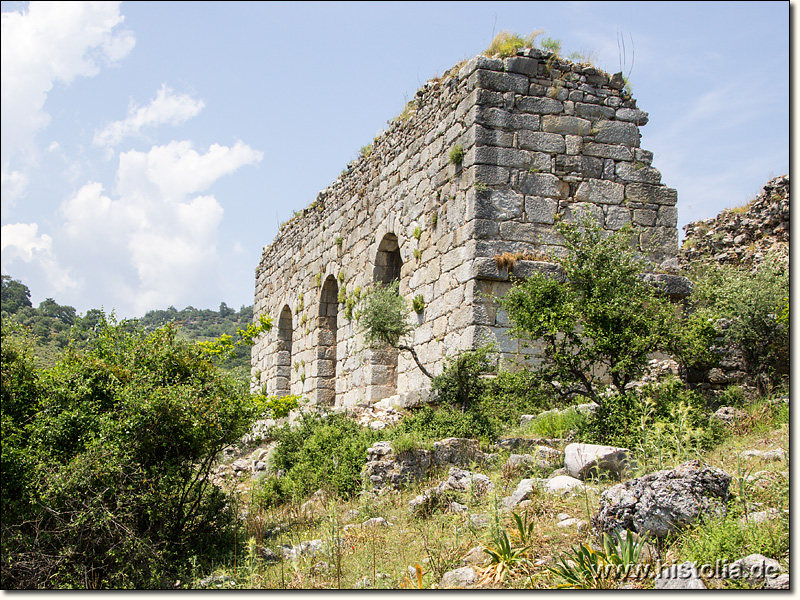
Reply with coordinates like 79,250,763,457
594,460,731,539
564,443,632,480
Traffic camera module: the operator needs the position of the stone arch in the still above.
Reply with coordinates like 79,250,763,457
275,305,293,396
367,232,403,401
315,275,338,405
373,232,402,284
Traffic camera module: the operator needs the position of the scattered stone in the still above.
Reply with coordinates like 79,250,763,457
502,478,544,508
726,554,783,586
594,460,731,539
556,517,585,529
460,545,489,566
440,566,478,588
740,448,786,461
765,574,790,590
564,443,632,480
739,508,780,526
197,575,237,588
545,475,586,495
259,546,281,563
556,512,571,522
469,513,491,529
653,561,706,590
710,406,747,425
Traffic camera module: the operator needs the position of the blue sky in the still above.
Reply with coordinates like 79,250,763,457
1,1,790,318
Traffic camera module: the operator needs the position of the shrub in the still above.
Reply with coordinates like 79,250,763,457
676,508,788,569
1,317,254,588
412,294,425,314
254,411,381,507
479,368,560,424
527,407,587,439
484,30,545,58
499,218,678,404
431,345,496,412
686,260,789,391
391,404,498,443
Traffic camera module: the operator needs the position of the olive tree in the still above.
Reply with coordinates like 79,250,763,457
358,281,432,379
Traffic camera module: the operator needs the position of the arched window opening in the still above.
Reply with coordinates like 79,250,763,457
368,233,403,401
315,276,338,405
275,305,292,396
374,233,402,285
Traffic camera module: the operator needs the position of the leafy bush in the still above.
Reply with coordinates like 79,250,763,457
431,345,496,411
448,144,464,165
391,404,498,443
582,378,718,457
479,368,561,423
253,411,381,508
686,260,789,391
676,509,788,569
526,407,588,439
499,218,678,404
1,317,255,588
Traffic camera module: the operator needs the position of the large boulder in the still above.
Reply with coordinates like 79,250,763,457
594,460,731,539
563,443,632,480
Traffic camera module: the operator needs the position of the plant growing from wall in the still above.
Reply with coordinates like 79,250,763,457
412,294,425,314
413,226,422,240
448,144,464,165
413,248,422,262
483,29,545,58
358,281,432,379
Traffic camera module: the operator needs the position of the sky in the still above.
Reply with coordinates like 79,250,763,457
0,1,790,318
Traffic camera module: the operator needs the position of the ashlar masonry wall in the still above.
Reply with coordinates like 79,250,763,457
253,47,680,408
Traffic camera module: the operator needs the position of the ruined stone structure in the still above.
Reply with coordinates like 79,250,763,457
253,48,681,408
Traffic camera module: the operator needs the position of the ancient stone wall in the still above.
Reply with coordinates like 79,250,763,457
253,47,680,408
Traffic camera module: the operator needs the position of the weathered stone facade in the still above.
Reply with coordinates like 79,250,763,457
253,48,680,408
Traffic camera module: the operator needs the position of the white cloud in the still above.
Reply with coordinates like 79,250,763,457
1,222,76,292
60,140,262,315
93,84,205,147
1,1,135,202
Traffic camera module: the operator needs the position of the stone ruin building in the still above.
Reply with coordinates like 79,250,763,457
253,47,686,409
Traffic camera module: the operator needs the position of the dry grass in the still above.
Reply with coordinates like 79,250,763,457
484,30,545,58
493,251,551,271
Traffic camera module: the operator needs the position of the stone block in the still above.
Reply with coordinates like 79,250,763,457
633,208,657,226
518,131,566,153
554,155,603,178
474,106,513,128
616,162,662,184
470,69,529,94
574,102,616,120
625,183,677,206
524,196,559,224
583,142,633,161
592,120,640,147
504,56,538,76
615,107,649,125
463,124,513,148
516,96,563,114
657,206,678,228
542,115,592,135
471,189,523,221
469,146,530,169
605,205,631,230
518,172,569,198
574,178,624,204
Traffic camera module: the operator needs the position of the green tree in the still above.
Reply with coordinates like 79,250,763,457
1,275,33,315
358,281,432,378
498,218,677,403
1,315,260,588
